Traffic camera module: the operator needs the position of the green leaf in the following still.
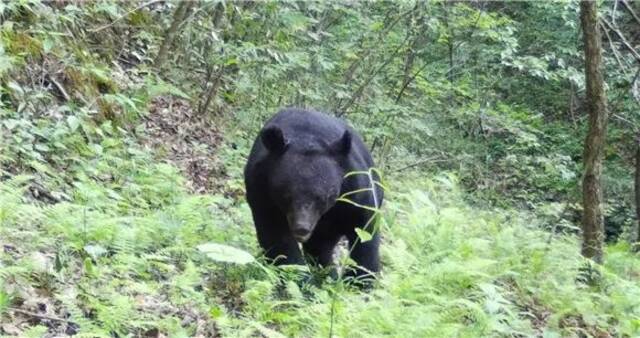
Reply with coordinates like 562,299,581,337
0,290,11,315
42,38,54,54
83,257,94,275
67,115,80,132
355,228,373,243
3,119,19,130
197,243,255,265
34,143,49,152
84,244,107,259
209,305,224,319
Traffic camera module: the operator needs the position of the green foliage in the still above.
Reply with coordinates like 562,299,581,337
2,165,639,336
1,0,640,336
197,243,255,265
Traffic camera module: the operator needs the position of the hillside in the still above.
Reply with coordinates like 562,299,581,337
1,1,640,337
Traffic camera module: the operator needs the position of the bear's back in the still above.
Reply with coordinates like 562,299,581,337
265,108,346,148
245,108,373,180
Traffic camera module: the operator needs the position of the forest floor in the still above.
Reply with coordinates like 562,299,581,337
142,96,225,194
1,99,640,337
2,1,640,336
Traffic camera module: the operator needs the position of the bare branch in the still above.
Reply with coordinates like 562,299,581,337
9,308,74,324
47,73,70,102
622,0,640,26
599,21,629,75
601,17,640,64
632,67,640,104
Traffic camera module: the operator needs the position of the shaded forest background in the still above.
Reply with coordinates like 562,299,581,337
1,1,640,337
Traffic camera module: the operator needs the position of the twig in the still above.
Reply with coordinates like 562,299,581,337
8,307,74,324
89,0,163,33
632,67,640,104
612,113,639,133
622,0,640,26
338,32,411,114
335,8,415,108
601,17,640,63
47,73,71,102
599,21,629,75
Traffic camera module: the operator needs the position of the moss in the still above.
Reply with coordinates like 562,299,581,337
127,10,152,27
62,65,120,123
2,32,43,59
96,97,119,123
63,66,118,97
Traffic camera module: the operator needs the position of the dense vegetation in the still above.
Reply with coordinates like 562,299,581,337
0,1,639,336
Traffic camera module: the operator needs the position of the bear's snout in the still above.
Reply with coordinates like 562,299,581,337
287,206,318,243
292,226,312,242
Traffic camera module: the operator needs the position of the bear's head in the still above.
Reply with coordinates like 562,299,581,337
261,125,351,242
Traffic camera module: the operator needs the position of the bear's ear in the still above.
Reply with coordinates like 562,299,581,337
332,130,352,155
261,126,289,154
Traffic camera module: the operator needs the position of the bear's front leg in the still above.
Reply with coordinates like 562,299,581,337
302,232,342,279
256,227,304,266
345,230,381,284
250,204,305,266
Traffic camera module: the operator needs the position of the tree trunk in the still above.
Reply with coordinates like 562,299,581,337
580,0,608,263
154,1,195,70
634,139,640,251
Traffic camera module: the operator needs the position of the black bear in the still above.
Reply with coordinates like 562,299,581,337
244,108,383,282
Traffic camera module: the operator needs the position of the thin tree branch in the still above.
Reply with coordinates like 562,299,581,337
338,34,411,114
601,17,640,63
622,0,640,26
8,307,74,324
632,67,640,104
154,1,196,69
338,8,415,88
599,21,629,75
395,59,437,104
47,73,70,102
612,113,638,132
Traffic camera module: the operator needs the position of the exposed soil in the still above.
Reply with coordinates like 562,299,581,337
142,96,226,194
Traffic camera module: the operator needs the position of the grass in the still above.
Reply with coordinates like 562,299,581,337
1,139,639,337
2,2,639,336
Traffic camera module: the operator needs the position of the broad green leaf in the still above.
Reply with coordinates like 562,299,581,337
67,116,80,132
355,227,373,243
84,244,107,259
209,305,224,319
197,243,255,265
3,119,19,130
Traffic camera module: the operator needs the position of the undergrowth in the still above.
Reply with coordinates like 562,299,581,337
1,157,639,336
1,2,640,337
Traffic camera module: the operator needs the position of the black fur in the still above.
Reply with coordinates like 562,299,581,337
244,108,383,282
